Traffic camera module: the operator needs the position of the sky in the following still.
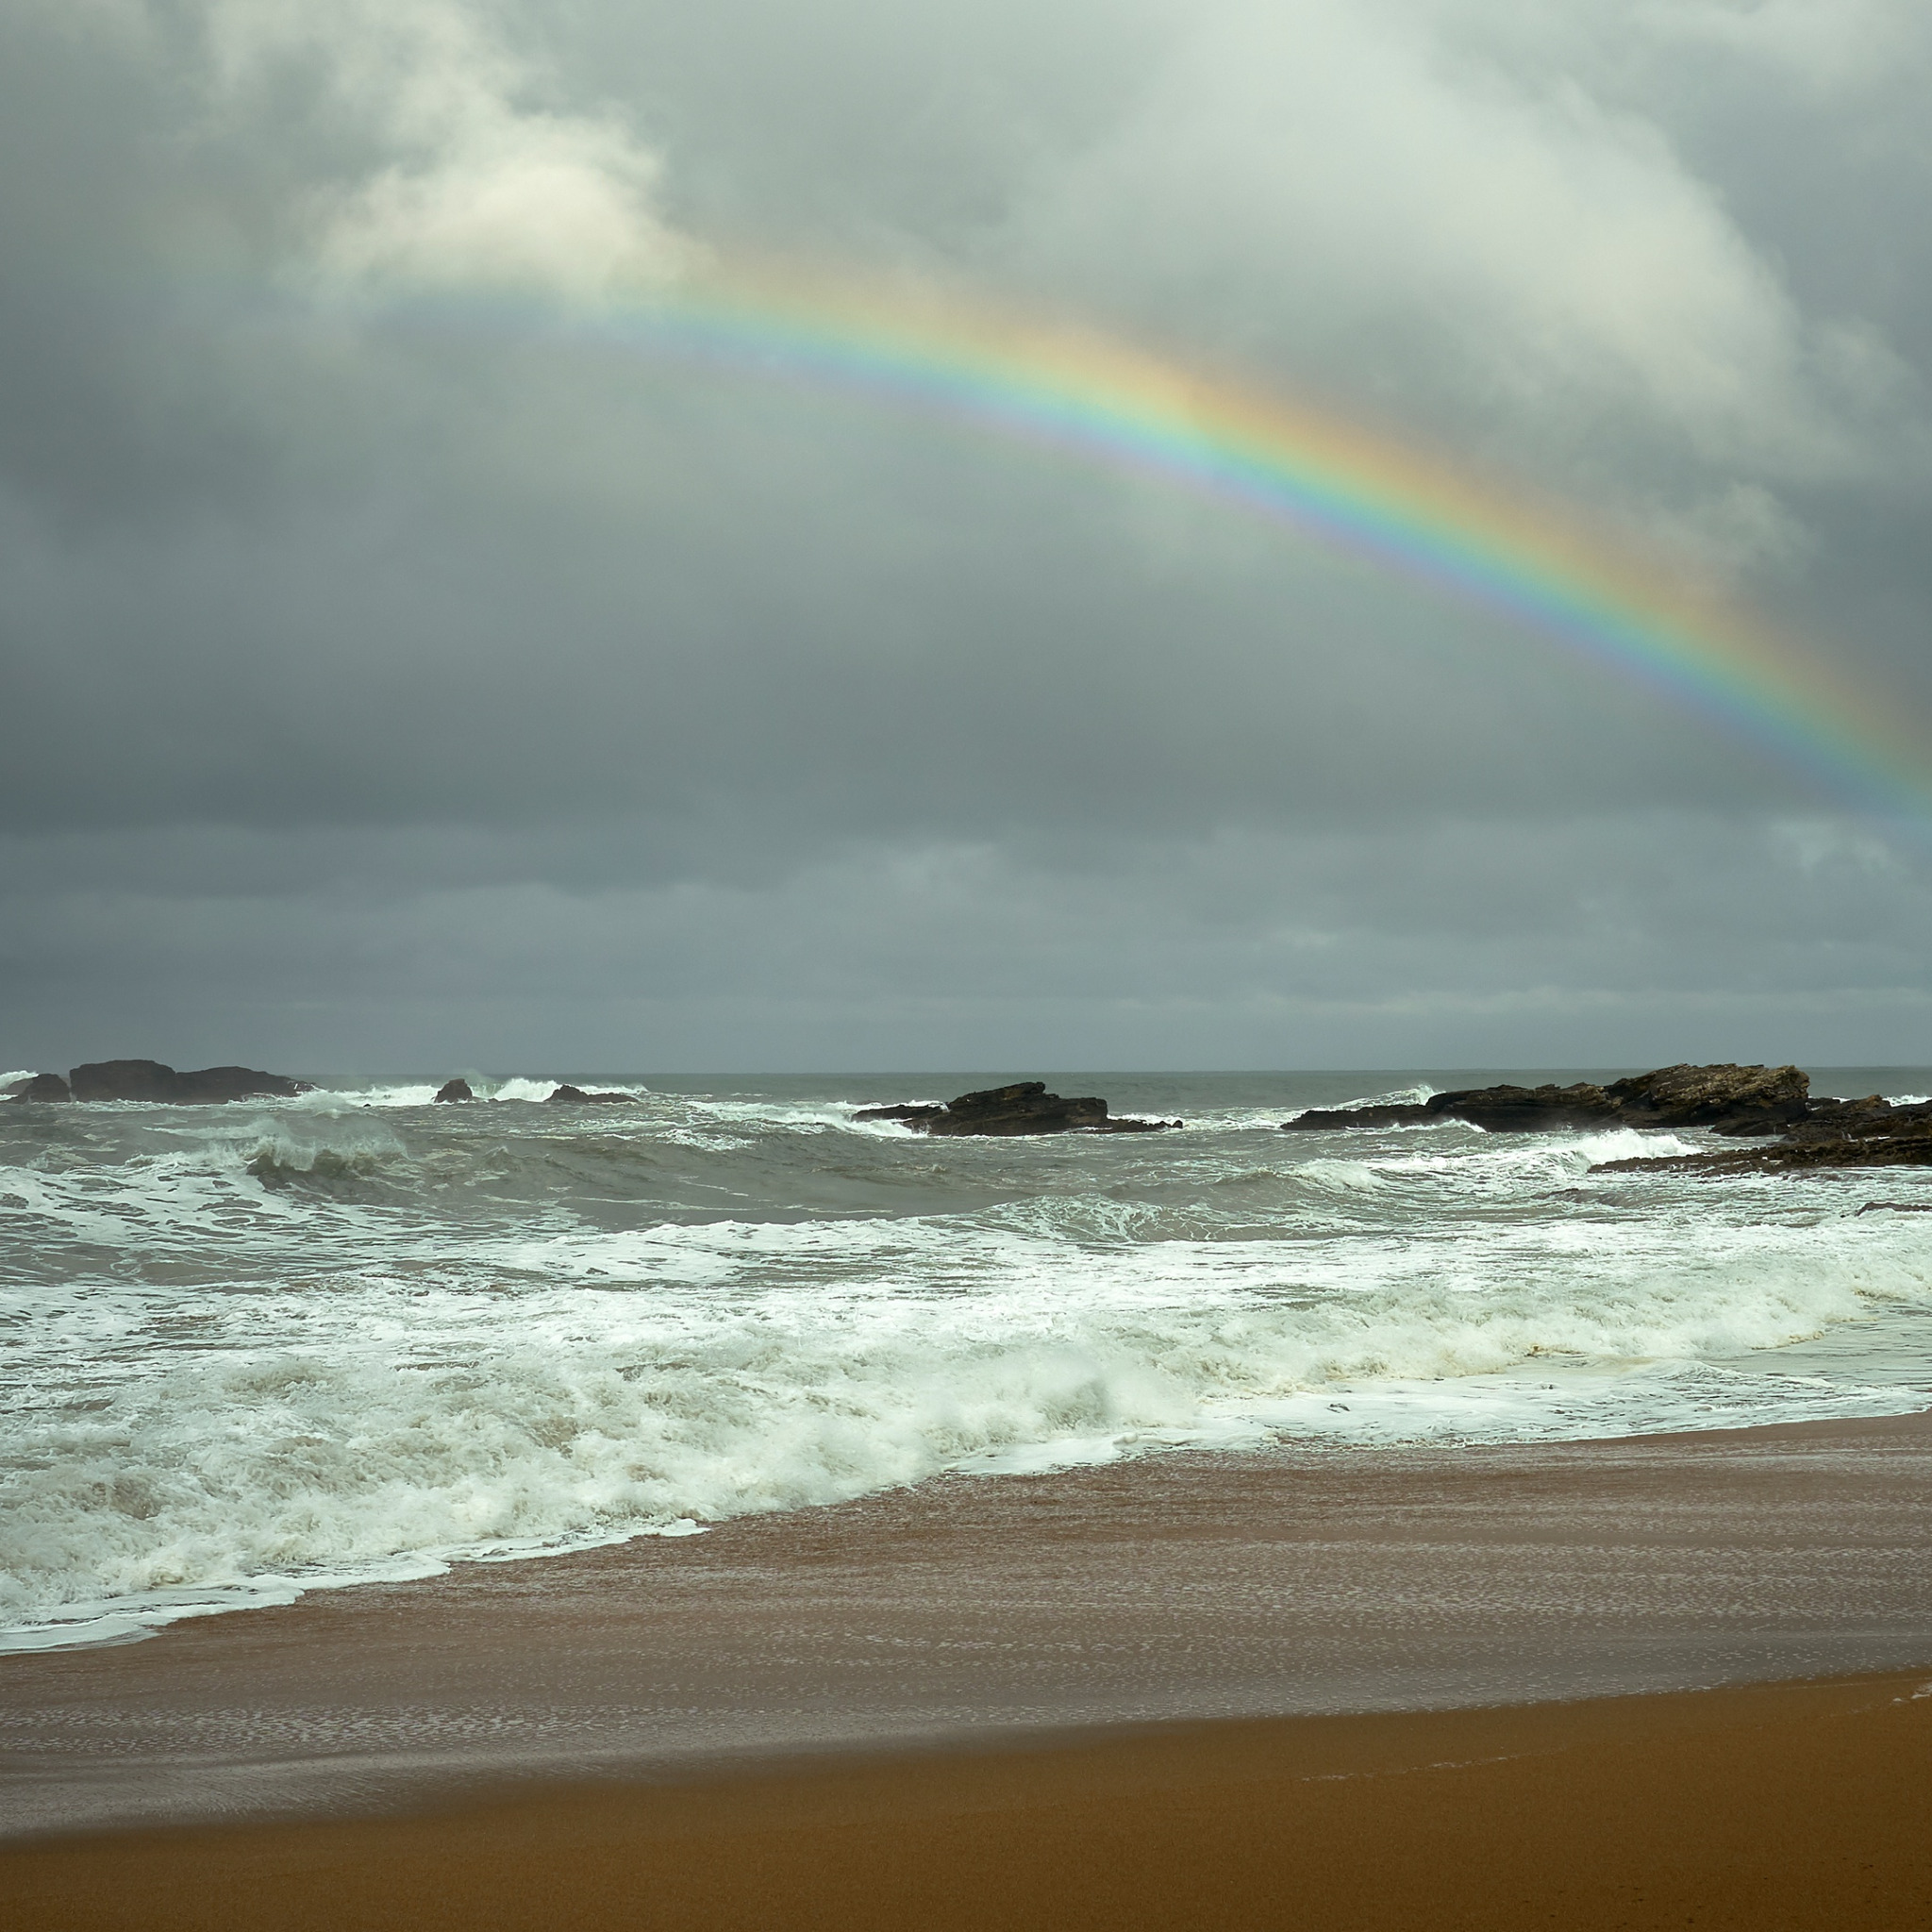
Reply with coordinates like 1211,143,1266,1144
3,0,1930,1074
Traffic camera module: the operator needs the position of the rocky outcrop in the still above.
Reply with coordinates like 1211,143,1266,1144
914,1082,1106,1135
1426,1082,1619,1132
1776,1095,1932,1143
1595,1121,1932,1176
67,1059,309,1103
1610,1063,1809,1134
1595,1091,1932,1176
4,1073,72,1102
1284,1064,1812,1136
859,1081,1180,1137
433,1078,476,1103
545,1084,633,1104
1278,1060,1928,1175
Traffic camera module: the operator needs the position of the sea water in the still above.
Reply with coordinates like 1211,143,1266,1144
3,1069,1928,1651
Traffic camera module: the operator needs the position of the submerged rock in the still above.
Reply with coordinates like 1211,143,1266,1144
1281,1103,1439,1131
544,1084,633,1104
67,1059,308,1103
4,1073,72,1102
861,1080,1179,1137
433,1078,476,1103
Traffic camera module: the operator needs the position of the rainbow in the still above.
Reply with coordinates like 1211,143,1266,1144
511,261,1932,822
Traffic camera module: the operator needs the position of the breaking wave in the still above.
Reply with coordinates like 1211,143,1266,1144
3,1069,1929,1648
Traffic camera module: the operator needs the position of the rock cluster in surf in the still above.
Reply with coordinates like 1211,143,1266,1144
434,1078,636,1104
1279,1060,1932,1176
857,1081,1181,1137
1282,1062,1809,1137
1591,1091,1932,1176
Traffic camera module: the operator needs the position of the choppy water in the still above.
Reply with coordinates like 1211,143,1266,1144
3,1068,1929,1652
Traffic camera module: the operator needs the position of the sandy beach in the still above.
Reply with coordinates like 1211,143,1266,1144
6,1408,1932,1924
5,1666,1931,1930
9,0,1931,1908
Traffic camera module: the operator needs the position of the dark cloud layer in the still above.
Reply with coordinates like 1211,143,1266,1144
3,2,1929,1072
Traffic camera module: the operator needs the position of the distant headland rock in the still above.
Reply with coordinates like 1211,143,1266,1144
857,1081,1181,1137
61,1060,310,1104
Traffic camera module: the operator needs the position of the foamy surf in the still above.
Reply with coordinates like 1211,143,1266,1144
3,1069,1929,1651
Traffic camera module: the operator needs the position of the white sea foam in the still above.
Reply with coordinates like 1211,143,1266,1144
4,1080,1930,1650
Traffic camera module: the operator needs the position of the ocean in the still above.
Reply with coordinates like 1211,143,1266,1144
4,1068,1929,1655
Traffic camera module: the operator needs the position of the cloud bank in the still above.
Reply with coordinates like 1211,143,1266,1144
2,0,1929,1069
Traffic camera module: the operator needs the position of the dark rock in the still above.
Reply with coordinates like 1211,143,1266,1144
67,1059,308,1104
1282,1104,1441,1130
1608,1062,1808,1134
544,1084,632,1104
922,1081,1109,1136
1424,1083,1620,1132
434,1078,476,1103
68,1059,181,1103
1594,1120,1932,1176
1593,1086,1932,1174
172,1065,311,1103
1393,1064,1810,1135
1776,1096,1932,1143
5,1073,72,1102
861,1081,1176,1137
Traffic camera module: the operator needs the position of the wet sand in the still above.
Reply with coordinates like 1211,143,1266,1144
3,1410,1931,1923
5,1668,1930,1929
5,1409,1932,1837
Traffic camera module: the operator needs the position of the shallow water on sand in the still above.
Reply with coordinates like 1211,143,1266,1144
3,1068,1929,1650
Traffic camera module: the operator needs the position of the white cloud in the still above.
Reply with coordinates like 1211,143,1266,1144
199,0,692,295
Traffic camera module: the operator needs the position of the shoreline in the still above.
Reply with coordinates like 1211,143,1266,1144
6,1407,1931,1847
6,1666,1930,1928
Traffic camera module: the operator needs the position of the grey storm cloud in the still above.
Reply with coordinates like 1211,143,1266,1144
2,0,1930,1072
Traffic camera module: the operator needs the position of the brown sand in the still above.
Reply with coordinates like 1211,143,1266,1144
8,1409,1932,1836
5,1668,1931,1930
6,1411,1932,1924
10,1409,1932,1840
